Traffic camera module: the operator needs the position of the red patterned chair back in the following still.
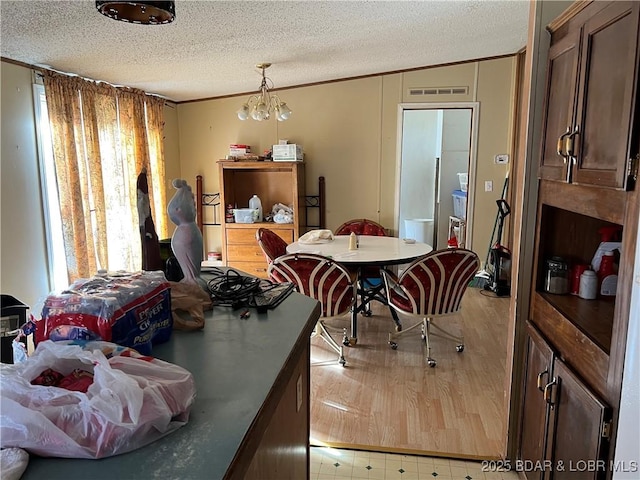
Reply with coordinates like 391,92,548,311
386,248,480,316
268,253,355,318
335,218,387,237
256,228,288,265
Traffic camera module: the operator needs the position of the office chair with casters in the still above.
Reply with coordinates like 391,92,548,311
256,227,288,266
268,253,356,366
335,218,388,317
381,248,480,367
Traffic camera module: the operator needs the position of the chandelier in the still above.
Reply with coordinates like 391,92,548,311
237,63,292,122
95,1,176,25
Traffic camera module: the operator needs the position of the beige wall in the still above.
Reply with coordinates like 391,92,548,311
1,62,51,308
176,56,518,262
0,56,517,309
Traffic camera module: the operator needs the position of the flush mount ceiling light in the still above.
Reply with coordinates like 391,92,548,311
237,63,292,122
95,1,176,25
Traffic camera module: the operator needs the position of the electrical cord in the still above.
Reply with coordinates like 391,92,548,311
206,268,261,307
205,267,294,310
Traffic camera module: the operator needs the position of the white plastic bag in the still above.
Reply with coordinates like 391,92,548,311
0,340,195,459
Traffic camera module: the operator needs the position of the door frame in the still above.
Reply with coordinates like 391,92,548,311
394,102,480,250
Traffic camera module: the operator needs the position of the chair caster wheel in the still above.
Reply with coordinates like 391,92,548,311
456,345,464,353
395,324,402,332
389,341,398,350
339,357,346,366
427,359,436,368
343,338,351,347
364,310,372,317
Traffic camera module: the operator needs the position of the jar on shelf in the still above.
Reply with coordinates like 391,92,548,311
544,257,569,294
225,204,235,223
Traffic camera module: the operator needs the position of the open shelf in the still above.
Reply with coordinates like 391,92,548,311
538,292,614,354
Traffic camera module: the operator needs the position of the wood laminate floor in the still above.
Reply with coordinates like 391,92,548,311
310,287,511,460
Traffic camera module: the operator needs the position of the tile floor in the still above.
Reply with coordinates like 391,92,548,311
310,447,521,480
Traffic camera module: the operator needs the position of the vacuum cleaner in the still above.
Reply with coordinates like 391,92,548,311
484,198,511,297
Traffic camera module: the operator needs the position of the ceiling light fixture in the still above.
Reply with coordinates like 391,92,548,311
237,63,292,122
95,1,176,25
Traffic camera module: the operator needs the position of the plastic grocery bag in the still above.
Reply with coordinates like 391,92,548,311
0,340,196,459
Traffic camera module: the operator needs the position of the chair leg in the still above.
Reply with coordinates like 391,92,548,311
317,320,347,366
423,319,436,367
388,319,424,349
429,321,465,352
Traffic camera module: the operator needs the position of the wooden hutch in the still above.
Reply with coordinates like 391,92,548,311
218,160,306,278
517,2,639,479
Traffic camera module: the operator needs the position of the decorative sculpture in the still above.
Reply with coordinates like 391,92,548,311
136,168,164,271
167,179,204,288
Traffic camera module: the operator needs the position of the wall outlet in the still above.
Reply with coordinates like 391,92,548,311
495,154,509,164
485,181,493,192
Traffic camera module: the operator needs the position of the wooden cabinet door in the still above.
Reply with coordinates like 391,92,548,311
519,325,555,480
573,1,640,189
546,359,610,480
539,28,581,183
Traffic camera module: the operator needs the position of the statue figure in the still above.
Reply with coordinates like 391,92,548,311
167,179,204,288
136,168,163,271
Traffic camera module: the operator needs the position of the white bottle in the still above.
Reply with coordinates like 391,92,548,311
349,232,357,251
579,270,598,300
249,194,263,222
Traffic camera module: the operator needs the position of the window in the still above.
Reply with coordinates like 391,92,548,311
33,83,68,292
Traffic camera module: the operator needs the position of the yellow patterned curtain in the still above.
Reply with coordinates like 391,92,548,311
145,95,168,239
42,71,167,282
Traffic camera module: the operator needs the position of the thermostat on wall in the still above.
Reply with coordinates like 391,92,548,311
495,154,509,164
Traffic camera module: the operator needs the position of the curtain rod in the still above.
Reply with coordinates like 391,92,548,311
2,57,175,107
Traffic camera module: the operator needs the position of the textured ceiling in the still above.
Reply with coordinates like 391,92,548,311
0,0,530,103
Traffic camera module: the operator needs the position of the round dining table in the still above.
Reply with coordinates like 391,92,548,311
286,235,432,343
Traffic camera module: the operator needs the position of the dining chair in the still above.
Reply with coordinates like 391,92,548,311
381,248,480,367
335,218,388,317
256,227,288,266
268,253,356,366
335,218,387,237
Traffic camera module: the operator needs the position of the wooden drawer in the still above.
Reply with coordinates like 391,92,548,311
228,260,270,278
227,244,265,262
227,226,293,244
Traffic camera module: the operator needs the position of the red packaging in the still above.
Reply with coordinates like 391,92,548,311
570,264,589,295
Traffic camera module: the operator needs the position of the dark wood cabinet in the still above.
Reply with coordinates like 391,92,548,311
519,2,640,477
520,324,611,480
520,326,554,480
548,359,610,480
540,1,640,189
539,23,580,183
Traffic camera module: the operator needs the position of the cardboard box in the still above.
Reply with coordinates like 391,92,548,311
272,144,303,161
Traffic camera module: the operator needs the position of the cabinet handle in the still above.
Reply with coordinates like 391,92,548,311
564,126,579,183
556,127,571,161
536,369,549,392
543,378,557,407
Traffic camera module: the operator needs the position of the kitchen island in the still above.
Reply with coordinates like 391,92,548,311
21,290,321,480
